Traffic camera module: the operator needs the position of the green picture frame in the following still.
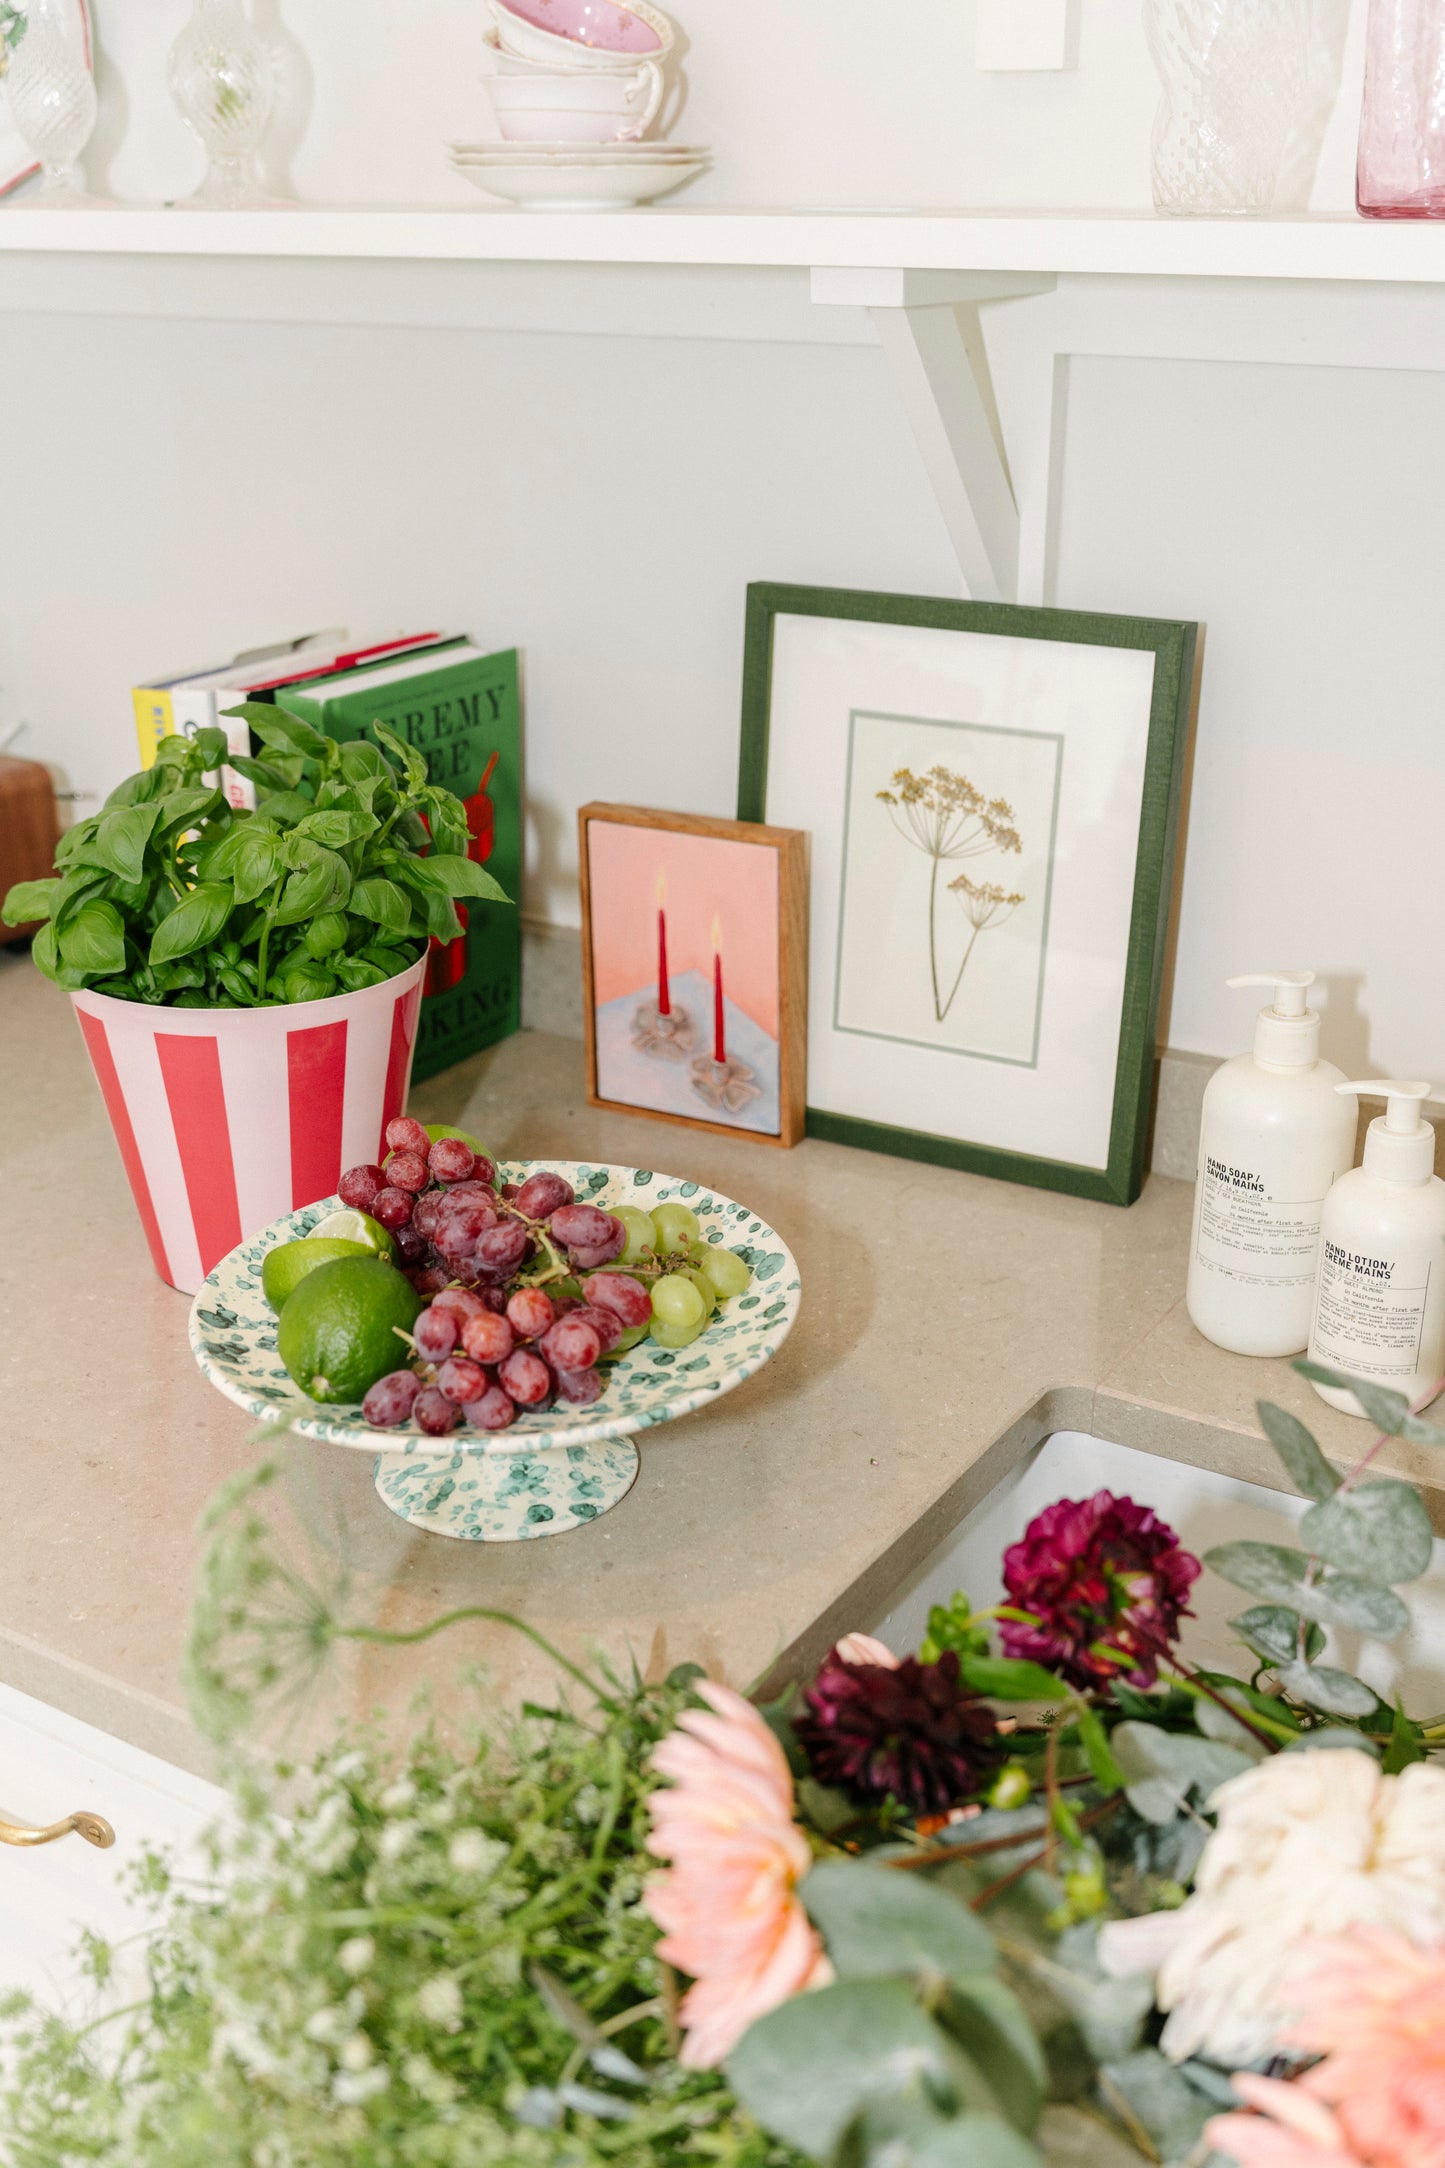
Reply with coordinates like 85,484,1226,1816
738,582,1198,1206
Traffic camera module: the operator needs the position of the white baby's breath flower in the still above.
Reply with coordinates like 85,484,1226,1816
304,1992,363,2047
336,1936,375,1978
378,1819,418,1864
1099,1748,1445,2066
448,1828,504,1878
333,2064,390,2106
417,1974,464,2031
402,2053,458,2105
337,2030,374,2072
379,1777,417,1814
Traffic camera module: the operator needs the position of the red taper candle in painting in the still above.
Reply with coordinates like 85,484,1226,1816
711,914,726,1064
656,869,671,1017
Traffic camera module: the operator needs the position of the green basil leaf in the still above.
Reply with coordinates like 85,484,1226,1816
333,955,388,992
90,803,160,881
189,726,230,770
255,791,317,827
154,735,193,770
420,887,463,943
53,816,100,867
293,809,377,850
1,877,58,926
230,829,285,907
252,705,330,762
225,753,289,790
349,876,411,935
149,883,235,965
406,852,511,904
29,922,63,982
103,766,166,809
150,958,207,993
338,739,389,783
58,900,126,977
217,966,253,1004
371,720,427,791
281,962,336,1004
272,847,350,927
155,786,223,835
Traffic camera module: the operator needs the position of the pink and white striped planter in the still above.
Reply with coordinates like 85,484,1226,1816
71,959,426,1295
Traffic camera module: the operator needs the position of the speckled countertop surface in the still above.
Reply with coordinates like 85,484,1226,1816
3,951,1435,1776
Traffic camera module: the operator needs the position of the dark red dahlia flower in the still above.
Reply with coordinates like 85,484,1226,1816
794,1648,1000,1815
999,1489,1201,1692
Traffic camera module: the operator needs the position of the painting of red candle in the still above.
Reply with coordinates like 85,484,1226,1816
579,804,808,1147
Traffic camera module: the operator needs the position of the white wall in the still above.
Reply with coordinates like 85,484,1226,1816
6,0,1442,1079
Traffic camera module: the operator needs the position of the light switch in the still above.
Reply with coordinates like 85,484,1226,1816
975,0,1077,71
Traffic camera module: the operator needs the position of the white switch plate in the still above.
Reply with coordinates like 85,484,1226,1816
975,0,1077,71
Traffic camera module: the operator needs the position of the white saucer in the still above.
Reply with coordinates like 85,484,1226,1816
448,149,706,207
447,140,706,160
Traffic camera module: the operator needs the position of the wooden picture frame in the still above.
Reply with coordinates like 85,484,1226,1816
578,802,809,1148
738,583,1198,1204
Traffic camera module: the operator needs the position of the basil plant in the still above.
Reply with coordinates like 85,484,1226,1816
1,703,510,1008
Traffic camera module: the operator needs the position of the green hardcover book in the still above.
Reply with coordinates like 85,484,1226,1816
278,642,521,1082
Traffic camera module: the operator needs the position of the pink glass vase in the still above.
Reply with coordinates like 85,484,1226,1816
1358,0,1445,217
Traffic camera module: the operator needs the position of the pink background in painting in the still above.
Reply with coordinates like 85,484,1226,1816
586,821,780,1037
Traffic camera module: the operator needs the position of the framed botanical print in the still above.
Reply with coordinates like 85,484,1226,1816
738,585,1198,1204
578,803,809,1147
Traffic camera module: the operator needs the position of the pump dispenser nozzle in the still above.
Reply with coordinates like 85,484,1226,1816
1336,1080,1436,1183
1225,971,1321,1068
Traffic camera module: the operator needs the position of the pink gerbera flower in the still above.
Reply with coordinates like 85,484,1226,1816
999,1489,1201,1691
1209,1929,1445,2168
644,1681,831,2070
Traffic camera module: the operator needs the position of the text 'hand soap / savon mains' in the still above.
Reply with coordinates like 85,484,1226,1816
1307,1079,1445,1419
1187,971,1357,1358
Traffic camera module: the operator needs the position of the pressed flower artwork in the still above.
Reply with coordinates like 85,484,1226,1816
741,585,1197,1201
834,714,1062,1068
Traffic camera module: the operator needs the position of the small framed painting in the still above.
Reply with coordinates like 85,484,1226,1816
578,803,809,1147
738,585,1198,1204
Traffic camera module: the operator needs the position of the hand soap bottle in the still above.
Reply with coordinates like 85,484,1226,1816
1187,972,1356,1358
1307,1080,1445,1418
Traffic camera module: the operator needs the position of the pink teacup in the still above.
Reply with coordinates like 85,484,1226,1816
488,0,674,70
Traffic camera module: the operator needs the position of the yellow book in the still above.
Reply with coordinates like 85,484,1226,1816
131,684,175,769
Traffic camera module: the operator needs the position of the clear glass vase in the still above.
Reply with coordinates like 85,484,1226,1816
1357,0,1445,217
166,0,274,210
1142,0,1311,215
4,0,98,206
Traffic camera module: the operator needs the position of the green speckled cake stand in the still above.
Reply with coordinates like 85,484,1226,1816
189,1161,802,1542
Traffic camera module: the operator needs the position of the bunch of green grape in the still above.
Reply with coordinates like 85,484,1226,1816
610,1199,754,1351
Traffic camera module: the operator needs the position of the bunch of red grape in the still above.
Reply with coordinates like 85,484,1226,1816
342,1116,733,1436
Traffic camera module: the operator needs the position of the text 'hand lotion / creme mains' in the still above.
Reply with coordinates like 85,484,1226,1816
1187,972,1356,1358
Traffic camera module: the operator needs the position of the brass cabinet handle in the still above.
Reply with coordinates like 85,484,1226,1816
0,1809,115,1850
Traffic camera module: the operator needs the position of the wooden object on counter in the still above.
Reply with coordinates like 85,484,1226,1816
0,757,59,943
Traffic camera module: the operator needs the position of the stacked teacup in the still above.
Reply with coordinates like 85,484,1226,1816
448,0,708,211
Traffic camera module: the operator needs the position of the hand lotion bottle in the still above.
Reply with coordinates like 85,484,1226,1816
1187,971,1356,1358
1307,1080,1445,1418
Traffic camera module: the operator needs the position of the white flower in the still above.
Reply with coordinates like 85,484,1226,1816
448,1828,504,1878
379,1777,417,1814
333,2064,390,2105
336,1936,375,1977
378,1819,418,1865
1099,1748,1445,2066
417,1974,464,2031
337,2030,374,2072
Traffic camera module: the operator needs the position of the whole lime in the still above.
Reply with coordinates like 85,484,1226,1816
277,1257,423,1405
261,1236,372,1314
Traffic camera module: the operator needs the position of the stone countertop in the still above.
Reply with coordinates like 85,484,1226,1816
3,952,1431,1777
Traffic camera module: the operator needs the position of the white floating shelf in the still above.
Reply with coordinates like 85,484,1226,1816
3,204,1445,283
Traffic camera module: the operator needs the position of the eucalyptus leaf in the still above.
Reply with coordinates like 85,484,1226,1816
1299,1479,1434,1584
1294,1363,1414,1433
1382,1700,1426,1773
727,1979,996,2158
1231,1604,1323,1667
1100,2049,1216,2168
883,2111,1044,2168
801,1859,997,1986
1191,1686,1268,1759
150,884,234,966
1108,1723,1252,1823
937,1975,1046,2134
1255,1401,1339,1500
1275,1661,1379,1719
1204,1542,1410,1637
